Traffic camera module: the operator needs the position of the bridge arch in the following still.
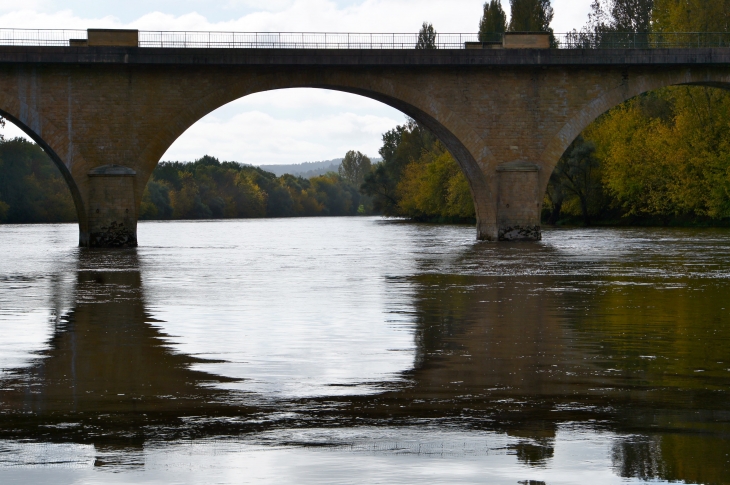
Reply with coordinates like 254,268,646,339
540,69,730,186
135,76,497,238
0,107,88,238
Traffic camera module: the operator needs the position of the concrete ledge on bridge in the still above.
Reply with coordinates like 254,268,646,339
496,161,540,172
88,164,137,176
88,29,138,47
504,33,551,49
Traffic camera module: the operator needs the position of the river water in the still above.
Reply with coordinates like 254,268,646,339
0,217,728,484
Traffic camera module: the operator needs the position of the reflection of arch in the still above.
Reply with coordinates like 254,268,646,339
136,76,497,228
541,70,730,178
0,107,87,233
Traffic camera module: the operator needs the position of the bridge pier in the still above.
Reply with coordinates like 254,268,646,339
495,162,542,241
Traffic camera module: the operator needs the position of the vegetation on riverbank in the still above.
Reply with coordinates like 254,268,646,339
544,0,730,227
140,155,369,220
0,138,76,223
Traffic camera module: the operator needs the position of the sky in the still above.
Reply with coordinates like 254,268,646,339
0,0,593,165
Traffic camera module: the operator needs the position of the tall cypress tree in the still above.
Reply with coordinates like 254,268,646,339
587,0,654,32
508,0,554,32
416,22,437,49
479,1,508,42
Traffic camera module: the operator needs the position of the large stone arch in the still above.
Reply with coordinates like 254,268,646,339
133,71,499,239
539,68,730,195
0,100,88,241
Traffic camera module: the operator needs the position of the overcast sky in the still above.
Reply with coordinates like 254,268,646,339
1,0,593,165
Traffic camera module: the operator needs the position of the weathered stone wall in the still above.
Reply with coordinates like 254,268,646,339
0,47,728,245
87,165,137,247
497,162,541,241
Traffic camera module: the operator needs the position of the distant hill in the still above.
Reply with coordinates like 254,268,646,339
259,159,341,177
258,157,382,178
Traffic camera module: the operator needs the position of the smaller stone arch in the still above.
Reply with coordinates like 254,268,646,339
540,68,730,188
136,76,500,240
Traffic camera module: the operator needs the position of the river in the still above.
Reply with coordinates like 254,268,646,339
0,217,729,484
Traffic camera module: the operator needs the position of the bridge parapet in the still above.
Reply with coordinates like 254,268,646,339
2,28,730,50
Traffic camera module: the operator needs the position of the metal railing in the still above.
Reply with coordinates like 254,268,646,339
141,31,480,49
559,31,730,49
0,29,86,46
1,29,730,49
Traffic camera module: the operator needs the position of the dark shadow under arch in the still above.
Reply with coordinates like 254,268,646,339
542,78,730,181
542,81,730,225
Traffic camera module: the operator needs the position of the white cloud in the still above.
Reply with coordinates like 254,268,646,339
162,90,402,164
1,1,592,33
1,120,33,142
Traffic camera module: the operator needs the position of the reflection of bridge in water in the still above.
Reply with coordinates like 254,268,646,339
2,29,730,245
0,248,727,481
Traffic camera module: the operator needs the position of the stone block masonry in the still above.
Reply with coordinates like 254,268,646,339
1,44,729,246
87,165,137,247
497,162,541,241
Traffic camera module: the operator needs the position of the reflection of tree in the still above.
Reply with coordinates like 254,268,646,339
373,242,730,478
578,273,730,484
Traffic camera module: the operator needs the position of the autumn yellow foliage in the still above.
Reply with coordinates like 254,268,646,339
396,142,475,220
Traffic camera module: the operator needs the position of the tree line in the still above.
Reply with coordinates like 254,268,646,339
0,138,77,223
139,153,370,220
0,136,374,223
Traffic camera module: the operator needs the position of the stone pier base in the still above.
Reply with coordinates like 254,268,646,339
496,162,542,241
87,165,138,248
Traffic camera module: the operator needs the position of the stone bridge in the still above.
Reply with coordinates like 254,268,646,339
2,32,730,246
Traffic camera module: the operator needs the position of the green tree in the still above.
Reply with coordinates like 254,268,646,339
339,150,372,186
653,0,730,33
589,0,654,32
397,142,475,221
416,22,437,49
584,89,730,223
362,120,436,215
0,138,76,223
548,136,604,225
479,1,508,42
139,180,171,220
508,0,554,32
310,173,355,216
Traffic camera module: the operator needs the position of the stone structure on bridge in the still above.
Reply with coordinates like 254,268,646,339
1,30,729,246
